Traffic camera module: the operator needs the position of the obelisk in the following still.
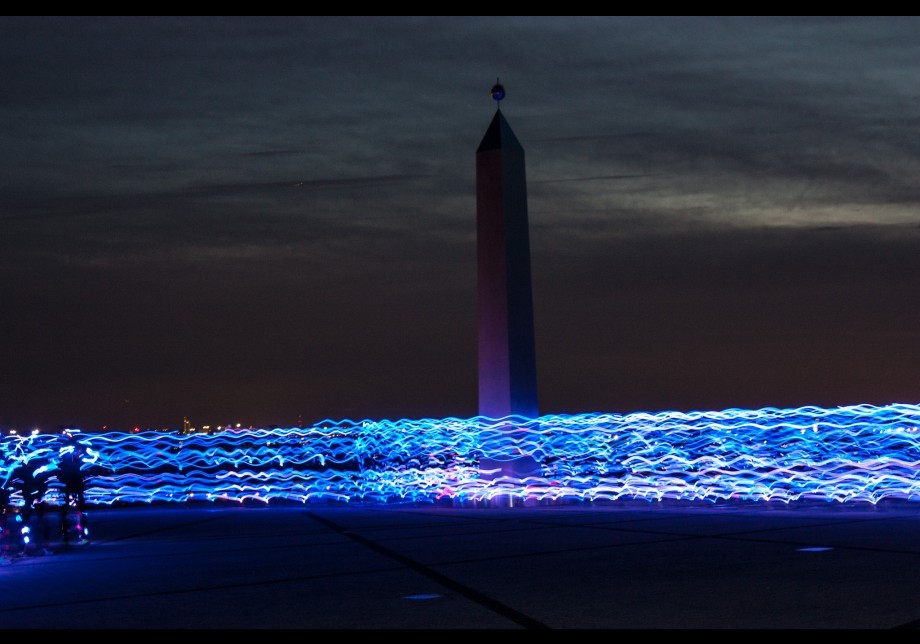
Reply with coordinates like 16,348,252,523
477,81,539,421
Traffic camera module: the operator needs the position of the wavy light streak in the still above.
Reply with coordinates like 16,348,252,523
3,403,920,506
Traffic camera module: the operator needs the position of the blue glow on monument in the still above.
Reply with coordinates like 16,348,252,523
4,403,920,507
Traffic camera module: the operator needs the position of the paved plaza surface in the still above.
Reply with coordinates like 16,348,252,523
3,500,920,629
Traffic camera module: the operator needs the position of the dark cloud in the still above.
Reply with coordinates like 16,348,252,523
240,149,306,157
181,174,431,197
2,16,920,429
532,174,659,184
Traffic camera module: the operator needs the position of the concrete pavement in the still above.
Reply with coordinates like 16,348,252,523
2,500,920,628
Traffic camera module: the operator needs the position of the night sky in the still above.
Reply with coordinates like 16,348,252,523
3,16,920,431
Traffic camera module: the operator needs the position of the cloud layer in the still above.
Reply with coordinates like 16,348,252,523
2,17,920,429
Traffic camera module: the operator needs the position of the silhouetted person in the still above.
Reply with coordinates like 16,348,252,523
8,459,50,553
30,461,53,554
57,439,88,544
10,463,43,519
0,483,12,558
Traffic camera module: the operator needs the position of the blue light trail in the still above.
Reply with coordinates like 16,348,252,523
3,403,920,506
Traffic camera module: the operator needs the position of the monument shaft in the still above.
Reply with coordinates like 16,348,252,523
477,110,538,419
